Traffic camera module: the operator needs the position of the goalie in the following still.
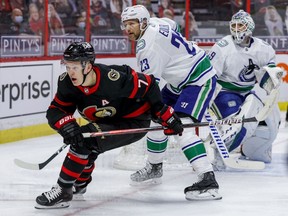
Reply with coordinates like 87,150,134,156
208,10,283,168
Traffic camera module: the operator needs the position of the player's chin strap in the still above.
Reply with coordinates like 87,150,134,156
80,61,91,85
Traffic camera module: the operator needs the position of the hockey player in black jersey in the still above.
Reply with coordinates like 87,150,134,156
35,42,183,209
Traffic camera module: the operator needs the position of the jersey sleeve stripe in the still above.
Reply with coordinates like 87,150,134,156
54,94,74,106
128,69,139,98
123,102,151,118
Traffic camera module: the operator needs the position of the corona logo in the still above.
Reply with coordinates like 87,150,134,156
277,62,288,83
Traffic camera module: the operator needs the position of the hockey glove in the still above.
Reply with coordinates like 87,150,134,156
55,115,84,147
155,105,183,136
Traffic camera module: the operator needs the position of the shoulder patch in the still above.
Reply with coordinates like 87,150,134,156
216,39,229,47
108,69,120,81
60,72,68,81
136,39,146,54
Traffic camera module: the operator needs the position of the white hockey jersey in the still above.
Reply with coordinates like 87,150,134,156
208,35,276,93
136,17,215,94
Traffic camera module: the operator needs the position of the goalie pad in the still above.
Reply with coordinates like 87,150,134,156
255,66,283,94
236,93,263,139
211,93,263,152
241,105,281,163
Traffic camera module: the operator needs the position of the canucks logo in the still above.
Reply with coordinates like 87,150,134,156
216,39,228,47
239,59,259,82
136,39,146,54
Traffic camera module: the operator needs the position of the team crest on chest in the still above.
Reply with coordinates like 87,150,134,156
95,107,116,118
108,69,120,81
80,105,117,121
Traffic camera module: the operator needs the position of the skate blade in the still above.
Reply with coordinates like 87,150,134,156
73,194,85,201
129,177,162,186
185,189,222,201
34,201,70,209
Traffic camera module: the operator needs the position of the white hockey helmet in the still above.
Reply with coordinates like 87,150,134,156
121,5,150,32
229,10,255,44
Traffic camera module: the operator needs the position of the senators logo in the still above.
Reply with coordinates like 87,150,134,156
60,72,68,81
80,106,116,121
108,69,120,81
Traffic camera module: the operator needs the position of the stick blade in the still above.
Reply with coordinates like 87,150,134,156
14,158,40,170
224,157,265,170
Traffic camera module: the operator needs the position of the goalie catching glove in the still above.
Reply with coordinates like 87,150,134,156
155,105,183,136
54,115,84,147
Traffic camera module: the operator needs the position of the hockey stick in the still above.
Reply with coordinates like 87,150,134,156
204,112,265,170
14,144,68,170
14,103,270,171
14,118,248,171
83,117,259,138
255,88,279,121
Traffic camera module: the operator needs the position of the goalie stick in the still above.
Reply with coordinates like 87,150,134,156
14,144,68,170
204,112,265,170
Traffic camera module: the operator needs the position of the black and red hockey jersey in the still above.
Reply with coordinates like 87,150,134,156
46,63,164,129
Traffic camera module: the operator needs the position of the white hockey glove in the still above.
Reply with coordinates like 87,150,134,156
255,66,283,95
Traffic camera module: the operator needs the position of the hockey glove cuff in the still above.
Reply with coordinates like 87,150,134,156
155,105,183,136
55,115,84,147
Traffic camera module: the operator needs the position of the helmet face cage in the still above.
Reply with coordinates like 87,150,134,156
121,5,150,32
229,10,255,44
63,42,95,63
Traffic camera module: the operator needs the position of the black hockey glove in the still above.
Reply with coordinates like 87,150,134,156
55,116,84,147
155,105,183,136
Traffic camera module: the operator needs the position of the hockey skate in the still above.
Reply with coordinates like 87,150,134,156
184,171,222,201
35,184,73,209
130,162,163,186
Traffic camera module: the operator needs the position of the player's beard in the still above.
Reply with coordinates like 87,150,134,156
128,33,138,41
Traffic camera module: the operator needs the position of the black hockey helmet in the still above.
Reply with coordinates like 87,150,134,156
63,42,95,63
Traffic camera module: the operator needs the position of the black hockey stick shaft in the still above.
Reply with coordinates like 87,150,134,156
14,144,68,170
38,144,68,169
84,117,257,138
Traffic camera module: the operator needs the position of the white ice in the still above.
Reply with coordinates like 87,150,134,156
0,112,287,216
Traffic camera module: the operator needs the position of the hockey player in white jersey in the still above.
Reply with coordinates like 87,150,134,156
208,10,283,167
121,5,222,200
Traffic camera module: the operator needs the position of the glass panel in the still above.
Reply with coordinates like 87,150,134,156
90,0,133,54
189,0,288,52
0,0,45,58
48,0,85,56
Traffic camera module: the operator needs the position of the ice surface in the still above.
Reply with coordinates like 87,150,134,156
0,113,287,216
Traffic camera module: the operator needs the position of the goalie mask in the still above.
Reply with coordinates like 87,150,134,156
121,5,150,40
230,10,255,45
